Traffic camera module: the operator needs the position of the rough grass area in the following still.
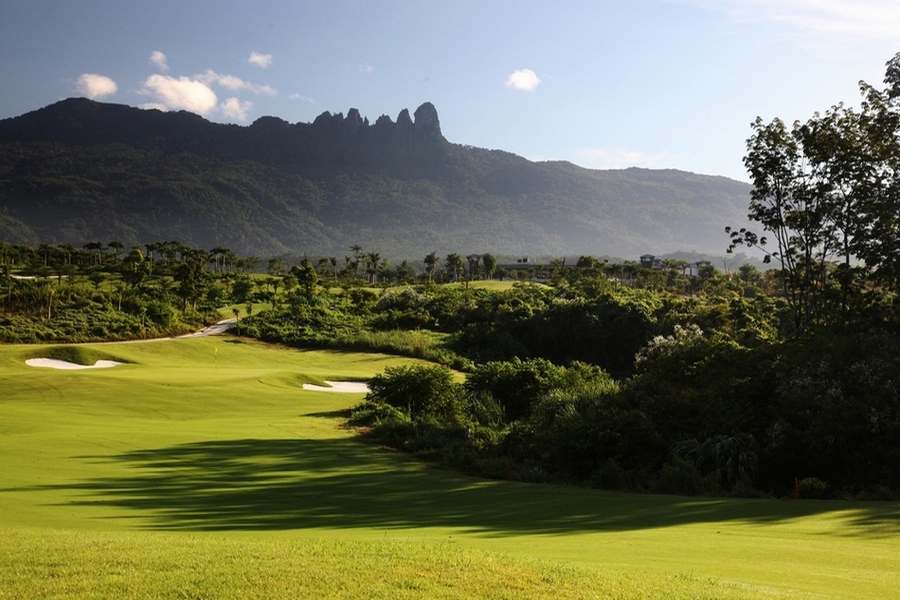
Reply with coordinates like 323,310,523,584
1,338,898,599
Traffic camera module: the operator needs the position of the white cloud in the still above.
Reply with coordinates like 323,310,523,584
289,93,315,103
575,147,668,170
220,97,253,121
150,51,169,72
359,64,374,74
140,74,218,116
74,73,118,99
197,69,276,95
505,69,541,92
248,52,273,68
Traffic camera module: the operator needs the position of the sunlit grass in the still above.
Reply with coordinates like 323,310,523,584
1,338,898,598
0,529,773,600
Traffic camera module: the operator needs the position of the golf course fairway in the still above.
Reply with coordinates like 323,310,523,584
1,336,898,599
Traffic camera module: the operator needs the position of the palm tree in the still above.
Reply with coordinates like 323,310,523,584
350,244,364,278
366,252,381,284
445,253,464,282
424,251,438,282
108,240,124,261
82,242,102,266
144,242,160,272
2,263,11,306
482,253,497,281
210,246,229,273
232,307,241,335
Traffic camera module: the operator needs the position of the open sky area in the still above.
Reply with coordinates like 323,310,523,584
1,0,899,181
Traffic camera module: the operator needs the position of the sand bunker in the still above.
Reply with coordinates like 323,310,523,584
302,380,370,393
25,358,123,370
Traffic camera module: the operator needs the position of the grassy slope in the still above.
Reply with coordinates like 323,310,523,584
1,337,898,598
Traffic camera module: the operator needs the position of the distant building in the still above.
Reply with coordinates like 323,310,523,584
639,254,663,269
640,254,712,277
682,260,711,277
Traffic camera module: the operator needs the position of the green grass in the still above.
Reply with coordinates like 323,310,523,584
442,279,543,291
1,337,899,598
0,529,765,600
218,301,272,319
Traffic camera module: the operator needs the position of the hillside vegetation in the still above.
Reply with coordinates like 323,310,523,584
0,98,751,257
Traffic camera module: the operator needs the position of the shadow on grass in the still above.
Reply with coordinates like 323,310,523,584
36,437,900,535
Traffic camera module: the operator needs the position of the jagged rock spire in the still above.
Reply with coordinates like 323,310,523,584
413,102,441,138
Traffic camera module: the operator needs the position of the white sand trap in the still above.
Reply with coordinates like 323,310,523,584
26,358,123,370
302,380,370,393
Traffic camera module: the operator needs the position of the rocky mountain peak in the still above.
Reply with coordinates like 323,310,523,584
413,102,441,138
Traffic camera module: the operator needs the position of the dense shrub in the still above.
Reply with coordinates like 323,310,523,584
364,364,465,423
464,358,567,422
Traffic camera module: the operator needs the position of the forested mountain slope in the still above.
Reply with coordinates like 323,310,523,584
0,98,751,257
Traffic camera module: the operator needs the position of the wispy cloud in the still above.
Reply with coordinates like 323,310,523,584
248,52,273,68
197,69,276,95
575,147,667,170
74,73,118,99
150,50,169,72
289,93,315,103
359,64,374,74
678,0,900,39
505,69,541,92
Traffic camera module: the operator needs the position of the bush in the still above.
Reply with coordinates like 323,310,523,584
364,364,465,423
798,477,830,500
464,357,567,422
651,458,723,496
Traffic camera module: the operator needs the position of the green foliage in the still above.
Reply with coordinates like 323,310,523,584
766,331,900,494
798,477,830,500
730,53,900,333
464,357,568,422
364,364,465,422
0,304,197,343
670,434,759,492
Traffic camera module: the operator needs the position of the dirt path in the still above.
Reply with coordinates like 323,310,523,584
175,318,237,338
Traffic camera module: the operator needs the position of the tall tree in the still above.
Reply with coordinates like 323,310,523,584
424,251,438,282
729,53,900,329
108,240,125,261
291,257,319,302
350,244,364,278
123,247,148,288
366,252,382,284
853,52,900,293
173,247,210,312
482,253,497,281
83,241,103,266
267,257,285,277
445,253,464,282
729,116,836,333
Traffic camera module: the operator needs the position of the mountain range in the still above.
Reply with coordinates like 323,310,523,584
0,98,753,260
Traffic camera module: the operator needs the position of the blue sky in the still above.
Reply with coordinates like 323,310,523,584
1,0,898,181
